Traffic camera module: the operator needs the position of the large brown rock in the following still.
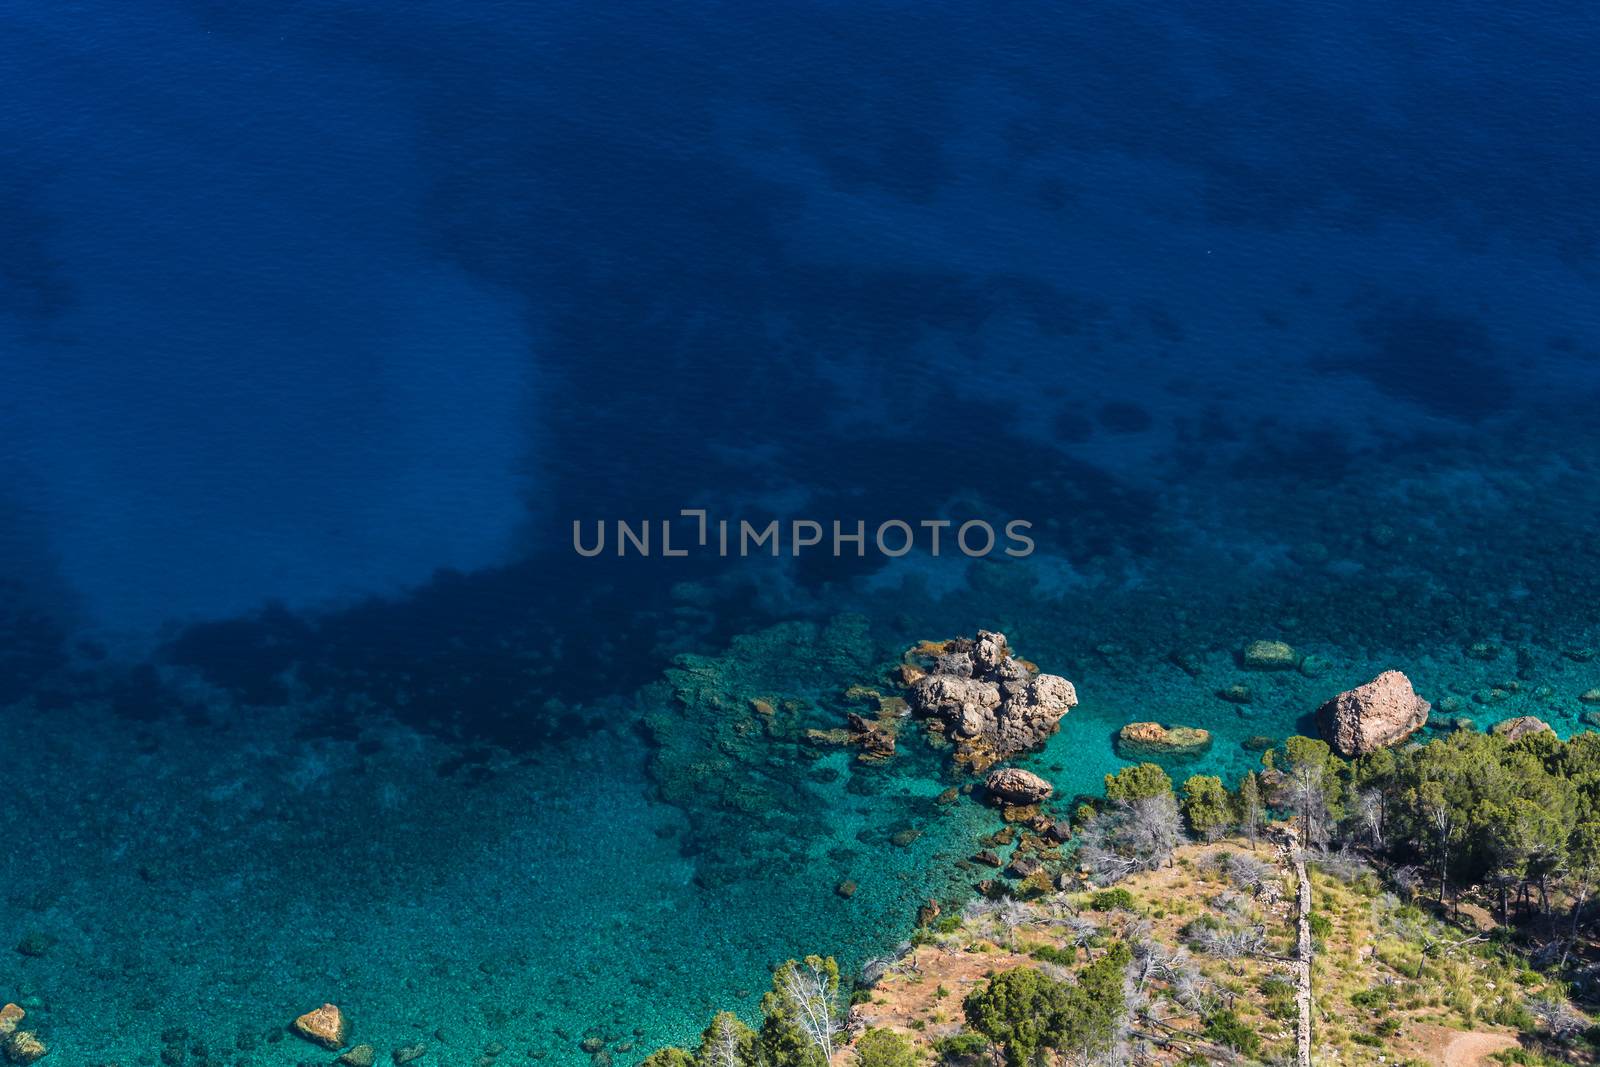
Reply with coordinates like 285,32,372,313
985,767,1054,805
291,1004,348,1050
906,631,1076,769
1317,670,1430,757
0,1006,21,1037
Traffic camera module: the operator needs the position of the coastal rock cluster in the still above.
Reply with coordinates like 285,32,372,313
1316,670,1430,757
905,631,1077,770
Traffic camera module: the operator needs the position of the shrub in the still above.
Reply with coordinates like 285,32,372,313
933,1032,989,1064
640,1049,695,1067
1089,888,1135,912
1203,1009,1262,1057
1028,944,1077,967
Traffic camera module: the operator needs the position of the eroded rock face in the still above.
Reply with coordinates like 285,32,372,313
984,767,1054,805
906,631,1076,769
1317,670,1430,757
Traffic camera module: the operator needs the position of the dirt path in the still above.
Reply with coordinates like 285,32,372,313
1440,1031,1520,1067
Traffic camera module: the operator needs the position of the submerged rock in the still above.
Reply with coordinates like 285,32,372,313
1240,640,1298,671
984,767,1054,805
291,1004,348,1050
339,1047,377,1067
1,1032,46,1065
1317,670,1430,757
1115,722,1212,759
393,1043,427,1064
905,631,1076,770
1491,716,1554,742
0,1006,19,1037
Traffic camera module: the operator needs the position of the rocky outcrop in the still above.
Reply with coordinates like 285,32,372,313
1316,670,1430,757
0,1006,20,1037
906,631,1076,770
985,767,1054,805
1491,716,1554,742
1115,722,1212,759
291,1004,348,1050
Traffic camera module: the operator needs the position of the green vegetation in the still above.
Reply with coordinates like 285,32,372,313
1180,774,1233,839
962,944,1131,1067
1086,888,1135,912
1103,762,1172,802
853,1028,918,1067
1203,1007,1262,1056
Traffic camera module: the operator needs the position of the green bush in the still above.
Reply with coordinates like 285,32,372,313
1088,888,1135,912
854,1029,917,1067
933,1032,989,1064
640,1049,696,1067
1308,912,1333,939
1349,988,1386,1011
1027,944,1077,966
1203,1009,1263,1057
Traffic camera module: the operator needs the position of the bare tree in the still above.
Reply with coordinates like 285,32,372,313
1529,994,1587,1041
1081,794,1186,885
1351,787,1385,850
775,956,841,1064
702,1013,747,1067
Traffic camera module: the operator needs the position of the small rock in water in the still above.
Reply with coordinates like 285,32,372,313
1240,640,1297,671
1217,684,1253,705
834,880,857,899
984,768,1053,805
1115,722,1211,758
1005,856,1042,879
392,1043,427,1064
1580,688,1600,705
889,828,921,848
1298,654,1332,678
1167,650,1203,677
972,850,1002,868
13,934,54,959
1466,641,1500,661
1,1032,47,1065
291,1004,348,1050
0,1005,21,1037
1491,716,1553,742
1565,647,1598,663
339,1046,377,1067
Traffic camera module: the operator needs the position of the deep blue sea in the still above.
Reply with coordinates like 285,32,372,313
4,1,1600,1063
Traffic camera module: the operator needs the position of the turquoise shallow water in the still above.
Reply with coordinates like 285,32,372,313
9,517,1600,1066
